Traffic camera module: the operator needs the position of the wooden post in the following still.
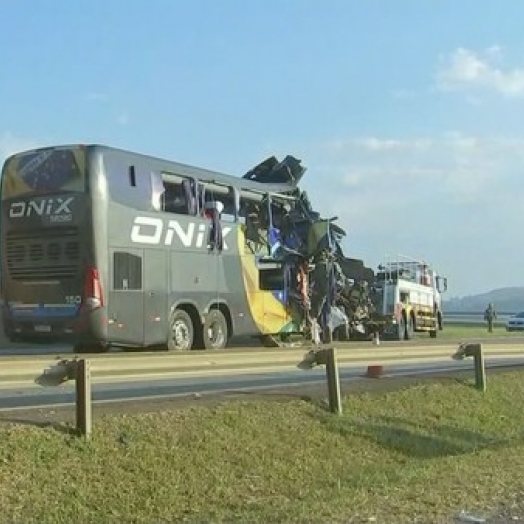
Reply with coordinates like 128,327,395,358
325,346,342,415
473,346,487,392
75,359,92,438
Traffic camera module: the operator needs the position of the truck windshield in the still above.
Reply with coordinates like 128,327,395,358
1,147,87,200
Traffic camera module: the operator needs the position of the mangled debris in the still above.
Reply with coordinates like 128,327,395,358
243,155,382,345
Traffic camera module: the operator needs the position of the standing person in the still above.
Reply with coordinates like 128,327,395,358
484,303,497,333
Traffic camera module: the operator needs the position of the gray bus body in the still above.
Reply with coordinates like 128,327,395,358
1,144,301,351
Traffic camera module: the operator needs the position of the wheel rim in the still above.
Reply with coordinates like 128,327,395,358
172,320,191,350
207,320,225,348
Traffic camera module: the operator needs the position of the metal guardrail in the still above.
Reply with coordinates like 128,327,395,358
0,342,522,390
29,342,502,438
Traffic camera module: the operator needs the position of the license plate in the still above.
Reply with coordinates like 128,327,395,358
34,325,51,333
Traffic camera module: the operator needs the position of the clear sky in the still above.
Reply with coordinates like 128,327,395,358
1,0,523,298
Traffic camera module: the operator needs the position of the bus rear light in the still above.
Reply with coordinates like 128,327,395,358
83,266,104,310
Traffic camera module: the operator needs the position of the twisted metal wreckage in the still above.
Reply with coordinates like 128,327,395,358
240,154,382,346
183,154,382,345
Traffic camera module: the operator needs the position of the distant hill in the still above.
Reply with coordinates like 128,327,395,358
443,287,524,314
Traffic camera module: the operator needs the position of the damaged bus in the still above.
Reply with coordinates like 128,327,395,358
0,144,377,352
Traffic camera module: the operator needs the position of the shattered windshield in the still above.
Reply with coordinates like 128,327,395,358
1,147,87,200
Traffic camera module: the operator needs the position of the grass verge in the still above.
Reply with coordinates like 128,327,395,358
2,371,524,523
418,322,520,340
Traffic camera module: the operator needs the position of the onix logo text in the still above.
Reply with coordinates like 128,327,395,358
9,197,74,222
130,216,232,250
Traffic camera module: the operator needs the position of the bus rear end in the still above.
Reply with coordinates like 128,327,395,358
0,145,104,346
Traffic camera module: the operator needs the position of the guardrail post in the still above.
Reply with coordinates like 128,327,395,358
473,346,486,392
75,359,92,438
325,346,342,414
452,342,486,392
35,357,93,438
297,346,342,415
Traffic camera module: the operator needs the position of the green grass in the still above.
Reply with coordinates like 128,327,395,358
3,372,524,523
420,322,521,340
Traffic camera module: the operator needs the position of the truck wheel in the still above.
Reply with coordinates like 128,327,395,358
406,316,415,340
202,309,228,350
397,316,406,341
167,309,194,351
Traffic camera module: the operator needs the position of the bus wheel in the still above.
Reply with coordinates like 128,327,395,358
167,309,194,351
202,309,228,350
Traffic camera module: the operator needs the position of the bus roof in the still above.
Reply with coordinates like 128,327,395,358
4,143,305,201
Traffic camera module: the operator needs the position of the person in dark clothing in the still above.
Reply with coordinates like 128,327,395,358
484,303,497,333
204,201,224,253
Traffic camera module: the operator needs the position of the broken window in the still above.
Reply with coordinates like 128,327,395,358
151,172,165,211
202,182,238,223
198,182,240,253
159,172,199,216
240,198,266,255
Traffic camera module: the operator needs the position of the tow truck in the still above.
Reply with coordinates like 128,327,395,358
373,255,448,340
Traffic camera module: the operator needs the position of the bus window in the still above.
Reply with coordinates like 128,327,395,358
163,182,189,214
129,166,137,187
151,172,165,211
161,173,198,216
1,147,87,199
113,251,142,291
202,182,238,223
240,199,267,254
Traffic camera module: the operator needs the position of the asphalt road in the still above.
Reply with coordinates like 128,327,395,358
1,332,523,358
0,315,522,414
1,355,523,412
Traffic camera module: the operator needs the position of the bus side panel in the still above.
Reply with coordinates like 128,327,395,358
161,219,248,339
143,248,168,345
97,147,297,345
232,225,294,336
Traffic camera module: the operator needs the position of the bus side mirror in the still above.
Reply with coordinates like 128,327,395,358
437,276,448,293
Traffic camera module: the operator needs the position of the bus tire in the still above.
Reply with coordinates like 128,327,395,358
201,309,228,350
167,309,194,351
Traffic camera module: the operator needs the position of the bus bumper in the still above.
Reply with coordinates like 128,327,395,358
2,307,108,344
